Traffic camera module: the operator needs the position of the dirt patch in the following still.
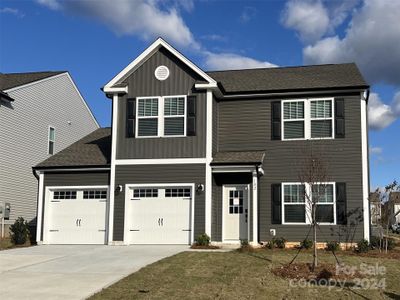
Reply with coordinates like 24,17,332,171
272,263,363,281
190,245,220,250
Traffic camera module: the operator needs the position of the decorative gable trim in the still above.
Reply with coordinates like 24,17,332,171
103,38,217,93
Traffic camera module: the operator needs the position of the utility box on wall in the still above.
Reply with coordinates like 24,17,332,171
4,202,10,220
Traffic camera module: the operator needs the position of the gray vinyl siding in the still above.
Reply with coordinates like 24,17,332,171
116,47,206,159
0,74,99,226
43,171,110,187
113,164,206,241
212,173,253,242
217,93,364,242
212,96,219,155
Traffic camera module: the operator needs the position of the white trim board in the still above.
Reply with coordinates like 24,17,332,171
115,158,207,165
123,183,195,245
205,89,213,237
361,97,370,241
104,38,217,90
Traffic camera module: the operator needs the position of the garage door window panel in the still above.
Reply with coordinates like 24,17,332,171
53,191,77,200
83,190,107,199
133,189,158,198
165,188,191,198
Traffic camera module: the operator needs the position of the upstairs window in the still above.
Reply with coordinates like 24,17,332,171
164,96,185,136
282,98,334,140
310,100,333,138
48,127,55,155
283,101,305,139
137,98,159,137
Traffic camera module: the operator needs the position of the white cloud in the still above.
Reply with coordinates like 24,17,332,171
392,92,400,116
368,93,397,130
303,0,400,86
0,7,25,18
200,34,227,42
281,0,330,43
204,52,277,71
36,0,198,49
240,6,257,23
37,0,61,10
369,147,382,155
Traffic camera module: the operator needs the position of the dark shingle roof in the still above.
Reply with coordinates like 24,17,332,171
207,63,368,94
211,151,265,165
0,71,66,91
34,128,111,169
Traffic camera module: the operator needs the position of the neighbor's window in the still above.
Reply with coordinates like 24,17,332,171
283,101,305,139
310,100,333,138
283,183,306,223
312,183,335,224
48,127,55,155
164,96,185,136
137,98,158,137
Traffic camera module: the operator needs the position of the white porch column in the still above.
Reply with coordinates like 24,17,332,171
251,170,258,245
36,172,44,244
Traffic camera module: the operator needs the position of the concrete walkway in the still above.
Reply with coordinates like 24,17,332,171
0,245,187,300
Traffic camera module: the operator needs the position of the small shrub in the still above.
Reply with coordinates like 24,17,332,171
326,241,340,252
300,239,313,249
370,236,396,251
10,217,30,245
265,240,274,249
195,233,210,246
357,239,370,253
274,237,286,249
240,239,249,246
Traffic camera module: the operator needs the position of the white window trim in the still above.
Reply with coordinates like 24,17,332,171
48,126,55,155
135,96,161,138
309,98,335,140
281,182,336,225
281,97,335,141
135,95,187,138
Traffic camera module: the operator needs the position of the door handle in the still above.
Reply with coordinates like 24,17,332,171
158,218,160,226
79,219,82,226
161,218,163,226
76,219,79,227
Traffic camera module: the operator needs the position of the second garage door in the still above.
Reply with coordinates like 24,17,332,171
125,185,192,244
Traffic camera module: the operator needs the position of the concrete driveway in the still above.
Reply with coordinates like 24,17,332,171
0,245,187,300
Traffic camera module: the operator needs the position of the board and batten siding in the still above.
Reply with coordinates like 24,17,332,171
116,47,207,159
0,73,99,225
114,164,206,241
217,93,365,242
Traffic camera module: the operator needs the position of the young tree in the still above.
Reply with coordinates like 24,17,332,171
298,146,330,270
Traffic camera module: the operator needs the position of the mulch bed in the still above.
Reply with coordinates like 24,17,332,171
272,263,364,281
190,244,220,249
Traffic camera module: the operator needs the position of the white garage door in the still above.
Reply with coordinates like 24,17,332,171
126,186,192,244
46,188,108,244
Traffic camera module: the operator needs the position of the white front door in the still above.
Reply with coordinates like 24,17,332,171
223,185,249,242
126,186,192,244
46,188,108,244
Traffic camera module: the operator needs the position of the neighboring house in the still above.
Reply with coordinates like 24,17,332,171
0,71,99,234
369,192,381,226
33,38,370,246
389,192,400,225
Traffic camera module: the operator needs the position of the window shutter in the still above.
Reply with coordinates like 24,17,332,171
126,98,136,138
271,183,282,224
336,182,347,225
187,95,196,136
271,101,281,140
335,98,345,138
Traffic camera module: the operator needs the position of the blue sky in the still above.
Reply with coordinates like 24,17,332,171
0,0,399,189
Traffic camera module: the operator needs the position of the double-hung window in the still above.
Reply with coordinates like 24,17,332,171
312,183,335,224
310,99,333,138
282,98,334,140
164,96,185,136
283,101,305,139
136,96,186,137
137,97,159,137
283,183,306,223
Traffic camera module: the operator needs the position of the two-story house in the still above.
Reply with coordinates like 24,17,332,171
0,71,99,236
33,38,370,246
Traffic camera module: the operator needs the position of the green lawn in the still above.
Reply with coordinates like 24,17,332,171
90,249,400,300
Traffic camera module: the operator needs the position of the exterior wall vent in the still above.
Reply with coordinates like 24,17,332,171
154,65,170,81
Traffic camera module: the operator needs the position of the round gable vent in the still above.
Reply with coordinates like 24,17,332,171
154,65,170,81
